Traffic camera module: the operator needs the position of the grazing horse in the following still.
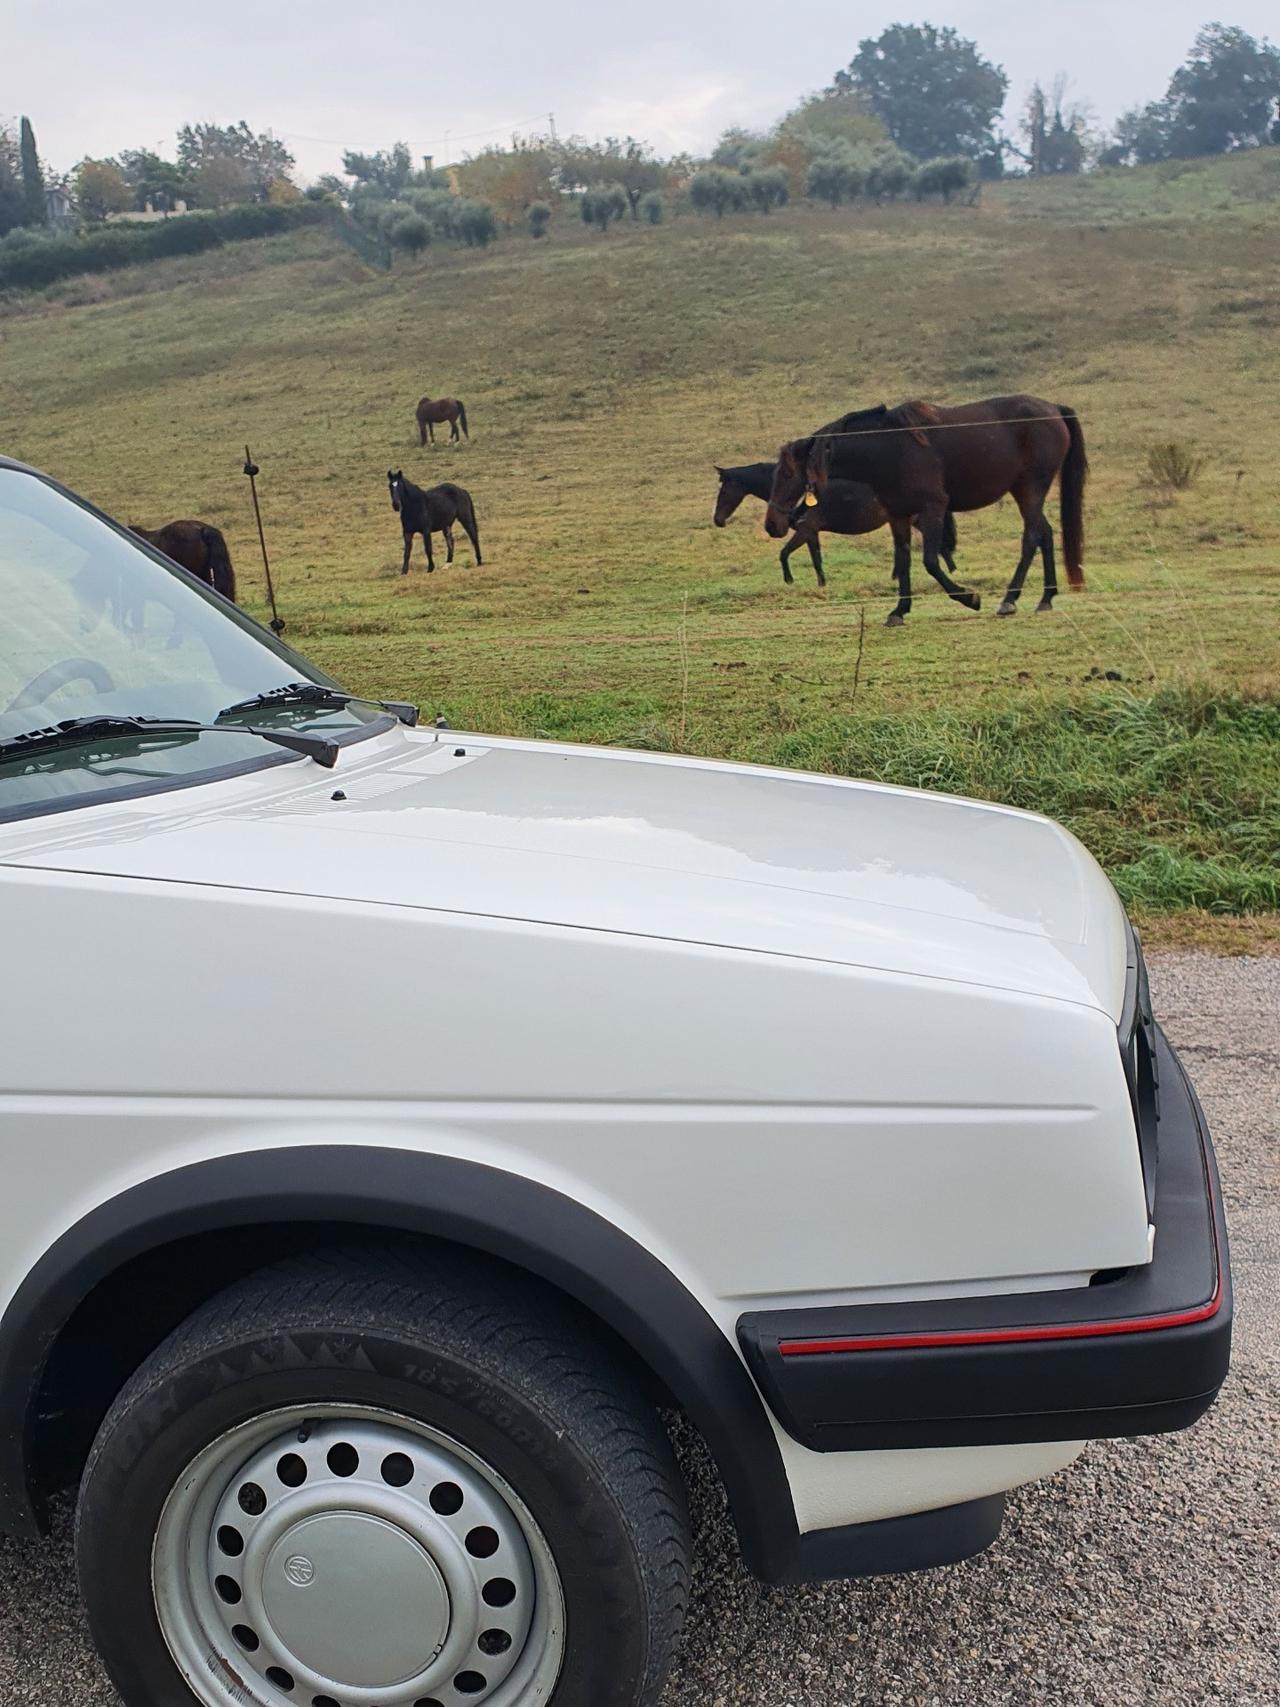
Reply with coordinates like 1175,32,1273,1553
714,461,960,588
416,395,470,445
388,471,482,574
130,520,237,601
766,395,1087,626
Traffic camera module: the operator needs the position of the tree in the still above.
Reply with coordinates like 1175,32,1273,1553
805,138,868,207
527,200,552,237
746,165,789,213
390,212,431,256
640,190,664,224
75,158,132,222
1021,77,1091,175
580,182,627,231
777,90,886,152
556,136,663,218
456,140,556,226
1165,24,1280,156
1108,26,1280,164
0,124,25,237
913,155,975,203
865,143,914,202
688,167,738,218
177,122,295,203
832,24,1008,160
342,142,413,197
711,128,767,170
19,117,44,226
118,149,191,212
454,199,497,247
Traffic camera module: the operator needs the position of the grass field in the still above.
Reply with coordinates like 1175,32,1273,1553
3,152,1278,925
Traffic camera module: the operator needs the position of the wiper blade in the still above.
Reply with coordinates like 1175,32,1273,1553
0,715,339,769
217,681,419,726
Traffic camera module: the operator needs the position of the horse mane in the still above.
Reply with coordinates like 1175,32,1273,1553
893,399,941,433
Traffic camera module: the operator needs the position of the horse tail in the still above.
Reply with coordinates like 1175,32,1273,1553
457,400,469,438
1057,405,1087,587
201,526,237,603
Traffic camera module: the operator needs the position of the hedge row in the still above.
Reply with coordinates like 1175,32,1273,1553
0,201,331,292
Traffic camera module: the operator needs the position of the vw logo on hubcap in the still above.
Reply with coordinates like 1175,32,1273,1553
283,1554,315,1587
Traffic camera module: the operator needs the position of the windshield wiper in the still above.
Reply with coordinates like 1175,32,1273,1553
0,715,340,769
217,681,419,726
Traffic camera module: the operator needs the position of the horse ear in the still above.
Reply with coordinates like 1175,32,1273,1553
714,465,726,477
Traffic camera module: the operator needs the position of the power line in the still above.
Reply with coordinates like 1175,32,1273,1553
275,112,554,154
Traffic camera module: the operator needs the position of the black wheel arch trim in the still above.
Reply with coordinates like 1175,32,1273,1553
0,1144,828,1574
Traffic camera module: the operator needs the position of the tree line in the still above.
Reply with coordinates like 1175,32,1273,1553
2,19,1277,270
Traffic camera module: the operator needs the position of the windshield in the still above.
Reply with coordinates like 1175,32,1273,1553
0,466,385,820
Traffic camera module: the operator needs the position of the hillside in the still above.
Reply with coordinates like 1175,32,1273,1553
3,152,1278,921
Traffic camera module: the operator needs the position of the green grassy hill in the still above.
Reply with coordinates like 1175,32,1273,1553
4,153,1279,923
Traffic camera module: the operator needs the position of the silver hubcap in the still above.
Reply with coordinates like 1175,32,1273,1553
152,1407,565,1707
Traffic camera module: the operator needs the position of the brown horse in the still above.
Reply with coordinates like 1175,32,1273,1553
766,395,1087,626
130,520,237,602
388,471,482,573
714,461,960,588
416,395,470,445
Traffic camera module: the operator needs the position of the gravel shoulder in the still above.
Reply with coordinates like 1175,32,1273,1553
1,954,1275,1707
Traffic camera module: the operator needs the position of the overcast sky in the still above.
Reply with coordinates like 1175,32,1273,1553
7,2,1278,179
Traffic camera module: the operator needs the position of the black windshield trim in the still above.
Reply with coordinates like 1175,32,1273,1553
0,717,393,829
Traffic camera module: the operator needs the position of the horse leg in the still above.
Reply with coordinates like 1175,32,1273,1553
808,532,825,587
401,529,413,575
886,517,913,626
919,506,980,612
1035,519,1058,611
444,525,455,565
419,419,427,448
779,535,796,584
423,530,435,573
463,515,482,565
998,483,1052,616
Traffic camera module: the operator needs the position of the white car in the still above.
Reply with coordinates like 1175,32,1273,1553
0,458,1230,1707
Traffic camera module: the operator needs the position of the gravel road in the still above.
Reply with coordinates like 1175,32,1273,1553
1,954,1275,1707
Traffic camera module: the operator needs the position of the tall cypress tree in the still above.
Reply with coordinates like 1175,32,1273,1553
20,117,46,226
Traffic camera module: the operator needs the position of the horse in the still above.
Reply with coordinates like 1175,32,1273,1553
415,395,469,445
765,395,1087,626
714,461,961,589
130,520,237,601
388,471,482,574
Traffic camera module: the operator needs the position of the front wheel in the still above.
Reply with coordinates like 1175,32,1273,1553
75,1250,690,1707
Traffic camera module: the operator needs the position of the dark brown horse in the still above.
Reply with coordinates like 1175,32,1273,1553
416,395,470,445
714,461,960,588
130,520,237,601
388,471,482,573
766,395,1087,625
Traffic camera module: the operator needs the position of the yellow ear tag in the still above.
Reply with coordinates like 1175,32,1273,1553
802,491,818,507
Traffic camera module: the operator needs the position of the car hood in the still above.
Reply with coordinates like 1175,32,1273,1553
0,726,1129,1016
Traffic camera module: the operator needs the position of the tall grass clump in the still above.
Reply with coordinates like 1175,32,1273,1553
1147,441,1206,489
765,686,1280,914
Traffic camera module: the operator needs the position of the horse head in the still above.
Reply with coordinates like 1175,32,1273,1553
765,439,820,537
388,471,403,512
713,466,746,527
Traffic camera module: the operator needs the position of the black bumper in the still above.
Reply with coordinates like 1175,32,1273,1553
739,1026,1231,1453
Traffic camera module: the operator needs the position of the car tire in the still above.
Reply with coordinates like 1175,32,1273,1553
75,1246,690,1707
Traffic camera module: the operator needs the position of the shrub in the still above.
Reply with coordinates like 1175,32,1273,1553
913,155,974,202
1147,441,1206,489
806,140,869,208
454,199,497,247
865,145,914,202
390,212,431,255
689,168,739,218
639,190,664,224
580,183,627,232
527,200,552,238
0,200,327,292
746,165,789,212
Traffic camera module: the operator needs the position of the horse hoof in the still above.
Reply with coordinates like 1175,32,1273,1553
1036,598,1055,613
960,591,981,612
997,601,1016,617
885,612,905,628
